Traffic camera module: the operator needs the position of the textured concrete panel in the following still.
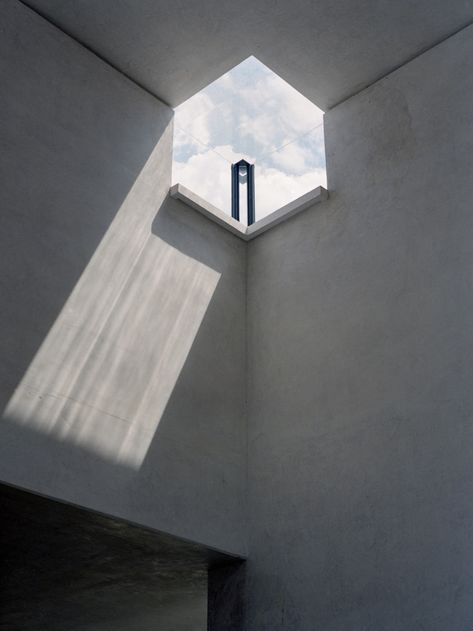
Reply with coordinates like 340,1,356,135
21,0,473,108
247,23,473,630
0,1,246,557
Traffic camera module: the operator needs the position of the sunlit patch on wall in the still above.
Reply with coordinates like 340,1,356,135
3,135,220,470
173,56,326,224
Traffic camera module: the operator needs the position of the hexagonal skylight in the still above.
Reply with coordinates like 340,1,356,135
172,56,326,225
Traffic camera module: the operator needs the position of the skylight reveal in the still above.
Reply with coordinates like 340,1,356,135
172,56,326,224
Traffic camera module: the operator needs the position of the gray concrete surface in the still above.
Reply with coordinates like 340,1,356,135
0,483,242,631
0,1,246,557
21,0,473,109
4,1,473,629
246,22,473,630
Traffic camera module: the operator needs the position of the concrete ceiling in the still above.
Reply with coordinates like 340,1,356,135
22,0,473,109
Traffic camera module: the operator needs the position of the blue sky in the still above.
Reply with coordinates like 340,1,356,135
173,56,326,222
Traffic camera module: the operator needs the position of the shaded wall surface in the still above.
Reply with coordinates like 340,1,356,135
247,23,473,630
0,1,246,556
0,484,214,631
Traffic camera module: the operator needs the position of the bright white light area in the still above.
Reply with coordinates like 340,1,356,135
173,56,326,224
3,135,220,469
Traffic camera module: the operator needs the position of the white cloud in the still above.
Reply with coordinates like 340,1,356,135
255,166,326,217
172,127,205,155
269,140,312,175
172,56,326,224
175,91,214,130
237,71,323,145
174,91,214,146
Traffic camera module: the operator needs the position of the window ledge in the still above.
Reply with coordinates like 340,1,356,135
169,184,328,241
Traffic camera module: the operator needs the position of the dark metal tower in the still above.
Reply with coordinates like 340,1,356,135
231,159,255,226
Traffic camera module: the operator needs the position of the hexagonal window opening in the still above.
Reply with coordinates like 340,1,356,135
172,56,326,226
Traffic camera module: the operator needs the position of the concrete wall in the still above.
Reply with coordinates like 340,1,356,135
247,23,473,630
5,2,473,628
0,1,246,556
